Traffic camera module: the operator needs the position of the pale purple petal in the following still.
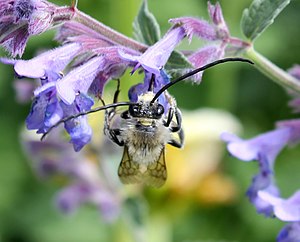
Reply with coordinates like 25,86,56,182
259,190,300,222
44,99,63,128
56,21,115,52
0,0,57,56
188,44,224,83
60,94,94,151
56,183,90,214
14,43,81,78
169,17,217,42
276,119,300,145
120,27,185,75
28,8,53,35
33,81,56,96
221,128,291,163
277,222,300,242
246,154,280,216
0,25,29,57
56,56,105,104
288,65,300,80
13,79,35,103
207,2,229,38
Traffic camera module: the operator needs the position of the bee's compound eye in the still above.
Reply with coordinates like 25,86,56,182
156,104,164,116
129,104,139,116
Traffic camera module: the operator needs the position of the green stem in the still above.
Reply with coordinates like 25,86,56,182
245,47,300,92
73,9,148,53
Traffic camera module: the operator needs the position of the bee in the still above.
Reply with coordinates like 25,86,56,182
42,58,253,187
103,87,184,187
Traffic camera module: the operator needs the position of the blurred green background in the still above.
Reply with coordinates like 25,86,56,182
0,0,300,241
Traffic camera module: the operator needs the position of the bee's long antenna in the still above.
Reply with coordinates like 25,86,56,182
41,101,134,141
151,57,254,103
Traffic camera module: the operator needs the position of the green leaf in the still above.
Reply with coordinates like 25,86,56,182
165,51,193,72
133,0,161,45
241,0,290,41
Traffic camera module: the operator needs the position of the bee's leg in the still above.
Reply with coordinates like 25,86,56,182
107,128,124,146
163,107,174,127
120,110,130,120
103,80,124,146
107,79,121,118
169,108,182,132
168,128,184,148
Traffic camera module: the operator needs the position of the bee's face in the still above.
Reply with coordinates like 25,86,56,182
128,92,165,120
128,102,164,119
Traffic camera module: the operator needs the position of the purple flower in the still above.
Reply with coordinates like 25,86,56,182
0,0,62,57
221,128,292,215
60,94,94,152
120,27,185,75
207,2,229,39
26,83,63,133
288,65,300,80
169,17,218,42
56,21,115,49
56,56,105,104
259,190,300,222
1,43,81,79
56,182,120,222
128,70,170,112
277,222,300,242
22,129,121,222
188,44,225,83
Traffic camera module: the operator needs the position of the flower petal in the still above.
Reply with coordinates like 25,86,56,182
277,222,300,242
222,128,291,163
170,17,217,42
259,190,300,222
56,56,105,104
14,43,81,78
60,94,94,151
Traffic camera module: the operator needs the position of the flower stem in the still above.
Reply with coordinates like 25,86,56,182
73,9,148,53
245,47,300,93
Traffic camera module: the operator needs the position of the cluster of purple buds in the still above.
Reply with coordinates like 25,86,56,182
23,128,121,221
222,66,300,241
0,0,246,151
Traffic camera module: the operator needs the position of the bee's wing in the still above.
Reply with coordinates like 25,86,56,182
143,149,167,188
118,147,167,188
118,146,142,185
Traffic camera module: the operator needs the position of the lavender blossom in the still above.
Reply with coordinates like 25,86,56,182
0,0,72,57
207,1,229,39
188,44,225,83
60,94,94,152
277,222,300,242
23,129,121,222
258,190,300,222
0,43,82,79
56,56,105,104
120,27,185,75
221,128,292,216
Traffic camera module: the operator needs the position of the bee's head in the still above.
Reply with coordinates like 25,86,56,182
128,101,164,119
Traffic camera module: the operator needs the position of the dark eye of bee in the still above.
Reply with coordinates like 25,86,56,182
129,104,139,116
156,104,164,117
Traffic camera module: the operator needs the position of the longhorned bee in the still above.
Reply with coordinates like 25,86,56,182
42,58,253,187
104,88,183,187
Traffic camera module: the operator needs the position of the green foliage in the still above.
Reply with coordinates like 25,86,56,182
133,0,161,45
133,0,192,73
165,51,193,73
241,0,291,41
